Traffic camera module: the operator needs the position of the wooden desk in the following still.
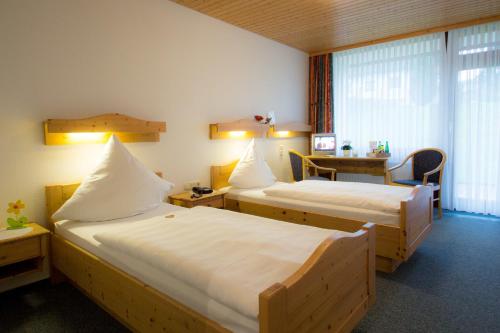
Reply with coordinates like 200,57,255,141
307,155,389,184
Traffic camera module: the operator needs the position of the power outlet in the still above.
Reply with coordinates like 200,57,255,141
184,180,201,191
279,145,284,159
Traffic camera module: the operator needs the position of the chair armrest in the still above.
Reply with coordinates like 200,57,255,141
388,154,413,172
423,164,444,185
388,163,405,172
305,159,336,180
423,165,443,177
314,165,337,173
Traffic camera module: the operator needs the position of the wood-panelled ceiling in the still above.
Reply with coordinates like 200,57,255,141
171,0,500,54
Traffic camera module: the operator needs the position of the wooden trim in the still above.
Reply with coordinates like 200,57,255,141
44,113,166,145
310,15,500,56
268,125,311,139
209,122,269,140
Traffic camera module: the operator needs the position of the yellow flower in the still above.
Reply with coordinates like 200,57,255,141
7,200,25,215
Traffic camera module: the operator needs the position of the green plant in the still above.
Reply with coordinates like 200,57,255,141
341,144,352,150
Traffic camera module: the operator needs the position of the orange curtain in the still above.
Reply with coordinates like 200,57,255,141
309,54,333,133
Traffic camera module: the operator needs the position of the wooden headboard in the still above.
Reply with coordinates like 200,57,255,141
210,160,238,190
45,172,163,229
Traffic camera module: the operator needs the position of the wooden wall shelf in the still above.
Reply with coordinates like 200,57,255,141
44,113,166,145
209,120,270,140
210,121,311,140
269,122,311,138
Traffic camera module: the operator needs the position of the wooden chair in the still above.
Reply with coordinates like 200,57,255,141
388,148,447,218
289,149,336,182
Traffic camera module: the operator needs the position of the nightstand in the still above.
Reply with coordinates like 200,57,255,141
0,223,50,293
169,191,225,209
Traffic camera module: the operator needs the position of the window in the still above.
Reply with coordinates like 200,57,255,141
448,22,500,215
333,33,447,162
331,22,500,215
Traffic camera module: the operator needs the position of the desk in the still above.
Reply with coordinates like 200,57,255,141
307,155,389,184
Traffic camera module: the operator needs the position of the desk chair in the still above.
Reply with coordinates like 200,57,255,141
289,150,336,182
388,148,447,218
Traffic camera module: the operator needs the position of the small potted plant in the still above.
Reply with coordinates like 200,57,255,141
5,200,29,229
341,141,353,157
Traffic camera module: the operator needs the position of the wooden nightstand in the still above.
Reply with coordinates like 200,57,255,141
169,191,225,209
0,223,50,292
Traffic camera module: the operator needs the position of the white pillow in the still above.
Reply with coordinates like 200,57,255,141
228,139,276,189
52,135,174,222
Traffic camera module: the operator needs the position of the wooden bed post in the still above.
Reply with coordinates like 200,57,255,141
259,283,287,333
362,223,376,306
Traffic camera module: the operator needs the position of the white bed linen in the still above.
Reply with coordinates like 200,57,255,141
55,204,258,333
263,181,414,214
224,183,401,226
93,206,348,319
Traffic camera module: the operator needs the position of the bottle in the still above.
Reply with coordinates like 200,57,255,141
385,141,389,154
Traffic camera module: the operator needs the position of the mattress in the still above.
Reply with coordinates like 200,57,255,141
54,203,259,333
224,183,401,226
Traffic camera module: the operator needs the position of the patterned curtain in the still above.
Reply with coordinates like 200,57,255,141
309,54,333,133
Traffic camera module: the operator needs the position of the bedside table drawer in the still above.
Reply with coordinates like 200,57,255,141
0,237,41,267
198,198,224,209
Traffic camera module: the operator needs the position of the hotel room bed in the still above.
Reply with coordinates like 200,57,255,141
224,184,401,226
211,162,433,273
47,183,375,333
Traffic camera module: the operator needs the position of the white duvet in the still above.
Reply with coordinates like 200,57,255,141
93,206,346,319
263,180,414,214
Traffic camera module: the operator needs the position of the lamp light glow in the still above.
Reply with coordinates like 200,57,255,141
228,131,246,138
275,131,290,138
66,132,108,143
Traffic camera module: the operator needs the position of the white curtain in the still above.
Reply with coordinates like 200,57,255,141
447,22,500,216
332,22,500,216
333,33,448,163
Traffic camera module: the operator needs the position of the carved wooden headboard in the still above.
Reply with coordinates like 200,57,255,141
210,160,238,190
45,172,163,230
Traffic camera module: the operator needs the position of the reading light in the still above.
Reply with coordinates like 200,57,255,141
228,131,246,138
274,131,290,138
66,132,108,144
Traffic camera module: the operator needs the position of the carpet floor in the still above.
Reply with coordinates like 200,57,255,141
1,210,499,333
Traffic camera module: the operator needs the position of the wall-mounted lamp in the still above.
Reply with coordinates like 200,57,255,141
209,119,269,140
44,113,166,145
268,122,312,138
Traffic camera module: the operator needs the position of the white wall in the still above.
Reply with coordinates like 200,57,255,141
0,0,308,226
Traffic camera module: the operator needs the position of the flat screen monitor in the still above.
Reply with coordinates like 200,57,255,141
311,133,336,155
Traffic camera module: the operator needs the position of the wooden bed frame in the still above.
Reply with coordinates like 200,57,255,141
211,161,433,273
46,183,376,333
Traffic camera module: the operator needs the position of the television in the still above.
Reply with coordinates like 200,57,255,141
311,133,336,156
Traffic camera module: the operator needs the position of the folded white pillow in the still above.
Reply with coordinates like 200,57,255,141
52,135,174,222
228,139,276,189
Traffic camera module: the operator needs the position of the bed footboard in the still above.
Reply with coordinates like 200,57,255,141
400,185,433,261
51,234,229,333
259,223,376,333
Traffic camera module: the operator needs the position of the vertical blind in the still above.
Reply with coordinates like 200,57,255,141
331,22,500,216
447,22,500,216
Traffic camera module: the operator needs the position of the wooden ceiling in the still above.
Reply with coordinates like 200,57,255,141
171,0,500,55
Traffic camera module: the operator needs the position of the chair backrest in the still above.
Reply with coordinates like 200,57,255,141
413,149,445,183
289,150,305,181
